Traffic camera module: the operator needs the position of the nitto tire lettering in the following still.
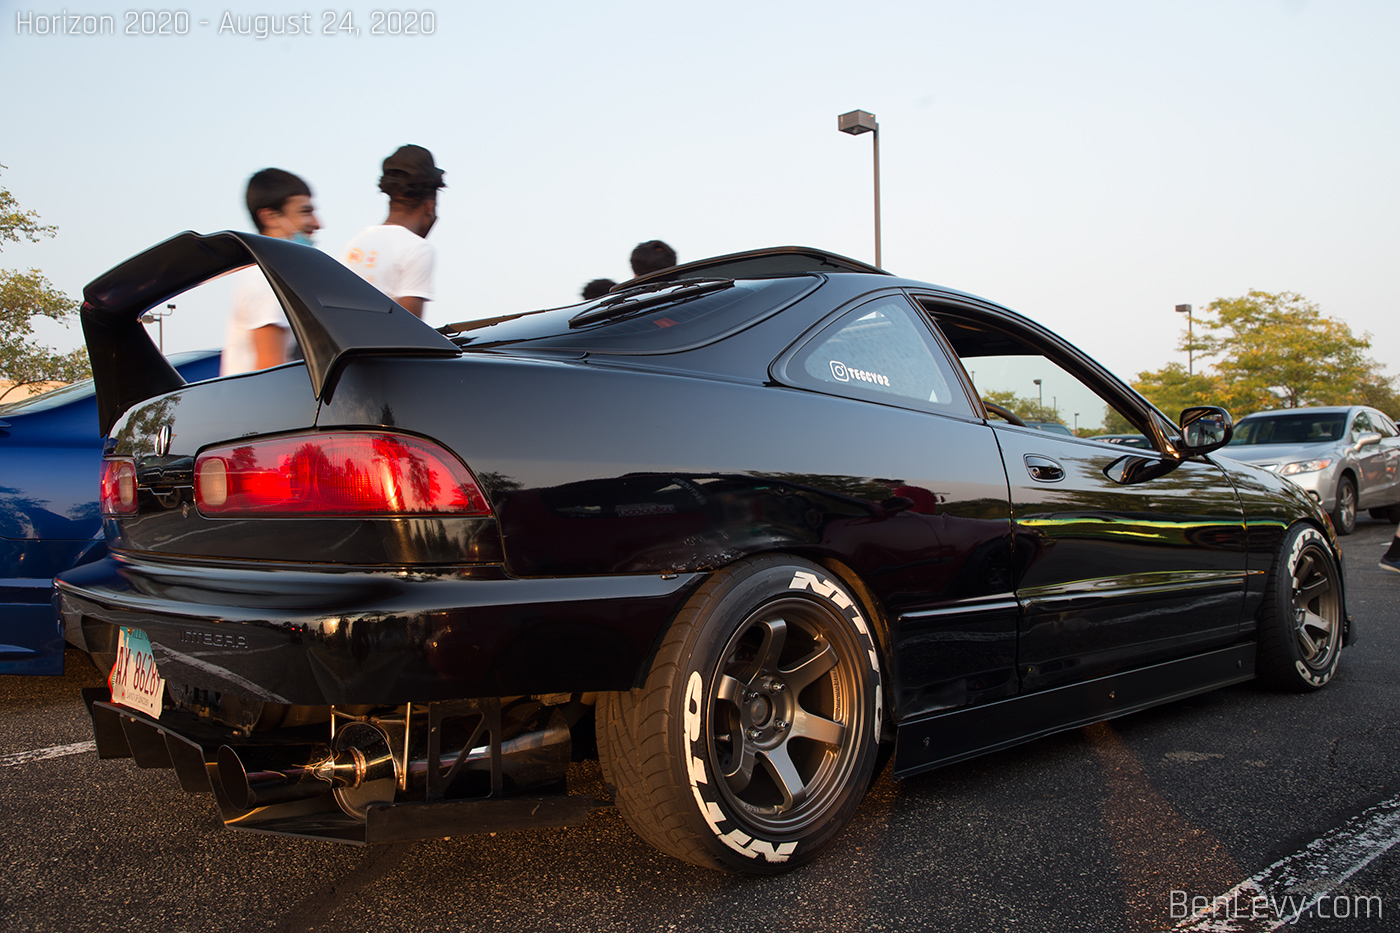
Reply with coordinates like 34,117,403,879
790,570,882,737
682,669,798,863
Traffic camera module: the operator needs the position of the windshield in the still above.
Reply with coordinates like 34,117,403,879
1228,413,1346,446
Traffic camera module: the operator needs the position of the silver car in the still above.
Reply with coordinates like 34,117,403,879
1222,405,1400,534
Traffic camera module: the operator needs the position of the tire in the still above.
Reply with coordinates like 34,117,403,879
597,555,883,874
1257,524,1343,691
1330,475,1357,535
1367,504,1400,524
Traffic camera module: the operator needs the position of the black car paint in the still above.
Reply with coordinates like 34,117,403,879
56,232,1347,843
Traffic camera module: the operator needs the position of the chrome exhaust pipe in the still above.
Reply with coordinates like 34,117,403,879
216,711,573,819
216,743,333,809
216,721,396,812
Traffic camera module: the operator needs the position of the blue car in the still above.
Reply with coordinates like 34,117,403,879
0,350,220,674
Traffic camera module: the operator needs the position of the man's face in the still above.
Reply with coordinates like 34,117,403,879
260,195,320,238
422,195,438,236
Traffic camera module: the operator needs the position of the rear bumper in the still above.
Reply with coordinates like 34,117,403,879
56,555,703,706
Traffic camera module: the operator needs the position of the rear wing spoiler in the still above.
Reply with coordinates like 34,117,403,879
81,231,458,434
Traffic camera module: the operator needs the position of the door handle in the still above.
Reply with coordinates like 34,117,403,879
1024,454,1065,483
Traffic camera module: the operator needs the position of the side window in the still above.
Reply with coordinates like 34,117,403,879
922,303,1148,445
1351,411,1374,439
786,296,973,416
1374,412,1400,438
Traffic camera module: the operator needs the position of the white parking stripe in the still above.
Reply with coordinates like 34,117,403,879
1174,792,1400,931
0,741,97,768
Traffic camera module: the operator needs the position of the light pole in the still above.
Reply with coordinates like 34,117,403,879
1074,412,1080,433
837,109,881,268
140,303,175,353
1175,304,1193,376
1033,378,1043,408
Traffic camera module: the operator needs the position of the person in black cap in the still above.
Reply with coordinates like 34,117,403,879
342,144,446,318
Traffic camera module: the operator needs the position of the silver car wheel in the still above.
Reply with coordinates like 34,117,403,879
1330,476,1356,535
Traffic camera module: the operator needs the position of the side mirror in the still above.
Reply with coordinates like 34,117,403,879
1179,406,1233,455
1355,431,1383,450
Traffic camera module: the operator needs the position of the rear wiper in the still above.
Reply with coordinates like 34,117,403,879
569,278,733,328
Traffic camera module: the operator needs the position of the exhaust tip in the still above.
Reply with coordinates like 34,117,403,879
216,745,254,809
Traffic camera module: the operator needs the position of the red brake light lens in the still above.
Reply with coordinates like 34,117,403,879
100,459,139,516
194,432,491,517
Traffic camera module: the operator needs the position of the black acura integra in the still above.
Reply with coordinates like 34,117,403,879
57,232,1352,874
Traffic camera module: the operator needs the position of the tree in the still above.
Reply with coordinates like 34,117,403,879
1131,363,1229,419
1099,404,1137,436
982,389,1064,424
1130,291,1399,420
0,165,90,402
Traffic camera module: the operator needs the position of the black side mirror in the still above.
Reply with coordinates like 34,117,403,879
1179,406,1233,455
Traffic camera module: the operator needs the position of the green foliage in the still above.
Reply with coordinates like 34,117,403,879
981,389,1065,425
1132,362,1229,419
1131,291,1398,420
0,172,58,247
0,165,89,401
1099,405,1136,435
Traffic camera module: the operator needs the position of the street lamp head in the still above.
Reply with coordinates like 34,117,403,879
838,110,878,135
1175,304,1192,315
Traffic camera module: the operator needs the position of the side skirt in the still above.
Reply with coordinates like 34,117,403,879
892,643,1255,778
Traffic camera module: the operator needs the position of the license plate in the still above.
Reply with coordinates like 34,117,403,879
109,627,166,719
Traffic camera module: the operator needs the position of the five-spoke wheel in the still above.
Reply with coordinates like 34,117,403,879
1258,524,1343,691
709,598,862,831
598,556,882,873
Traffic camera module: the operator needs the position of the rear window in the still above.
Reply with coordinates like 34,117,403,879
444,276,818,355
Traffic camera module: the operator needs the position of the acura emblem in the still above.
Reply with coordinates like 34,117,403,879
154,424,172,457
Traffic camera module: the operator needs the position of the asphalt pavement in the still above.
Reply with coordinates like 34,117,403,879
2,518,1397,933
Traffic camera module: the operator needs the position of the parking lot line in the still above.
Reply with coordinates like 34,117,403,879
1174,792,1400,931
0,740,97,768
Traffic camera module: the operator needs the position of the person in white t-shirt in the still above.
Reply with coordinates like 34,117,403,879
222,168,320,375
342,145,446,319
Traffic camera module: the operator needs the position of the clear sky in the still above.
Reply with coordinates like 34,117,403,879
2,0,1397,401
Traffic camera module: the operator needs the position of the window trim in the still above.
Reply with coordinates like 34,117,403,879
910,292,1168,448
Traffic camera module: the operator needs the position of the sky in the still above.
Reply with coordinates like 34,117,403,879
2,0,1397,405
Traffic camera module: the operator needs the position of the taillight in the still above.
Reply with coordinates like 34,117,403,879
194,432,491,517
100,459,139,516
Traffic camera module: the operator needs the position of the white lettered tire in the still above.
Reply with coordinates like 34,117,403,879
597,555,884,873
1257,524,1344,691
